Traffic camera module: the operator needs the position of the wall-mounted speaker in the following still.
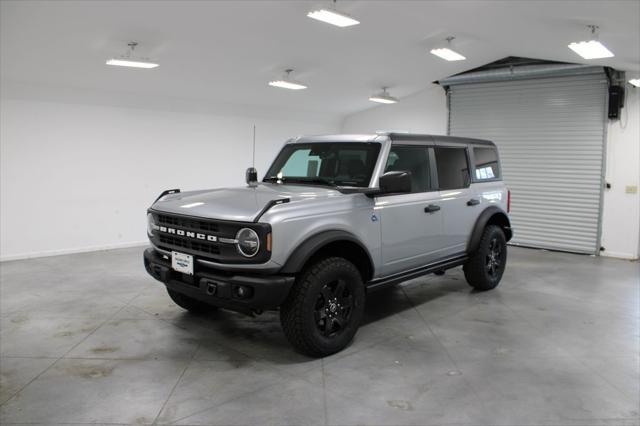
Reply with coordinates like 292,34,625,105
608,85,625,119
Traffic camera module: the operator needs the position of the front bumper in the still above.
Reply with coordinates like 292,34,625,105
143,248,295,313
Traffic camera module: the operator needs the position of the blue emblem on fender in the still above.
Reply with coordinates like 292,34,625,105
371,214,378,222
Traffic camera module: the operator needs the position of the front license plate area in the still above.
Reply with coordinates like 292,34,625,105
171,251,194,275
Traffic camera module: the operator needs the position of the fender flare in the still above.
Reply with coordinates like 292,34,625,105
467,206,512,254
279,230,375,276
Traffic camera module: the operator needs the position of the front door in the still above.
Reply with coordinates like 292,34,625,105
377,144,446,276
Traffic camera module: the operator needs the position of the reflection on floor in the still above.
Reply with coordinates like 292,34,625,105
0,246,638,425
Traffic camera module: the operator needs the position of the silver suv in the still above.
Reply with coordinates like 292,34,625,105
144,133,512,356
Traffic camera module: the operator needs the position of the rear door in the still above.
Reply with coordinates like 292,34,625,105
376,142,446,276
433,143,481,256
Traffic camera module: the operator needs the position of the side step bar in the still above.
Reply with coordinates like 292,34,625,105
366,254,468,292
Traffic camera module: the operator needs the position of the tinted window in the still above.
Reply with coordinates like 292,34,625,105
264,143,381,188
384,145,431,193
434,147,470,190
473,147,500,180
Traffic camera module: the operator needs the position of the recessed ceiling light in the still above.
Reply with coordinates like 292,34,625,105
629,79,640,88
106,42,159,69
430,36,466,61
307,0,359,27
568,25,614,59
369,87,398,104
269,69,307,90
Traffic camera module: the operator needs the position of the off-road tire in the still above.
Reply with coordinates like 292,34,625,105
167,289,216,314
280,257,365,357
463,225,507,291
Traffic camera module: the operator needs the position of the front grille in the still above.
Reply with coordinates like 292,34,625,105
149,210,271,264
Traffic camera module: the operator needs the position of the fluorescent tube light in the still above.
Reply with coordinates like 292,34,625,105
627,79,640,87
268,80,307,90
368,96,397,104
269,69,307,90
430,36,466,61
369,88,398,104
106,58,159,68
568,40,614,59
307,8,359,27
106,42,159,69
568,25,614,59
430,47,466,61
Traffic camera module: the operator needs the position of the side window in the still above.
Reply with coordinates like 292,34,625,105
473,147,500,180
434,147,470,190
384,145,431,193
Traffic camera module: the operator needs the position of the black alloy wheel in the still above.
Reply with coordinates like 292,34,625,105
280,257,365,357
314,278,355,337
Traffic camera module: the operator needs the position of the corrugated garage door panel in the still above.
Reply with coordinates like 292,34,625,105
448,73,607,254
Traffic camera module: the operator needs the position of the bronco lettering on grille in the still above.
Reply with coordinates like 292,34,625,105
158,226,218,242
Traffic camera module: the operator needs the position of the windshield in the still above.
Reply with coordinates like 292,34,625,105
264,142,381,188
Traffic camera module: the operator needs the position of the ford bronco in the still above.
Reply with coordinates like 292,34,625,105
144,133,512,357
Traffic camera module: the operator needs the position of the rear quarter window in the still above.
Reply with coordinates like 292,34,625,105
473,147,500,181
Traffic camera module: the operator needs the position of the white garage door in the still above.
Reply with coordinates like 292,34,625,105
447,72,608,254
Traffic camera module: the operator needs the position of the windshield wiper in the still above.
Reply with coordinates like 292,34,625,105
264,175,376,194
285,177,338,187
263,176,338,188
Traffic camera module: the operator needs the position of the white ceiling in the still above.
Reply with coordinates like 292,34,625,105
2,0,639,117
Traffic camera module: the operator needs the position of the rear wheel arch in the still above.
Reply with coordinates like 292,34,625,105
467,207,512,254
280,230,374,282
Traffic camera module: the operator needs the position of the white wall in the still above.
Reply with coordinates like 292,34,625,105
342,82,640,260
601,88,640,259
3,80,638,261
341,85,447,134
0,93,339,260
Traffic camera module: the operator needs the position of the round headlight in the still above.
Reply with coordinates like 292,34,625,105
147,213,156,236
236,228,260,258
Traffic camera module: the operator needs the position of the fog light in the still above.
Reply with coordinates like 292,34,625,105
234,285,252,299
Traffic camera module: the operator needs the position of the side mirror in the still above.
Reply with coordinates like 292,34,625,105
245,167,258,186
378,171,412,194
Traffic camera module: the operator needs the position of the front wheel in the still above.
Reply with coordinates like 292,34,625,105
280,257,365,357
463,225,507,291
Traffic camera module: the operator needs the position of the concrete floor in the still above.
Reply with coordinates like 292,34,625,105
0,246,638,426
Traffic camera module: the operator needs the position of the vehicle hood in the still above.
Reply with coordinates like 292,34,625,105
151,183,343,222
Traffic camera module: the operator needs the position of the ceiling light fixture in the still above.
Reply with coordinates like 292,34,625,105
268,69,307,90
106,42,159,69
568,25,614,59
307,0,359,28
369,87,398,104
430,36,466,61
628,78,640,88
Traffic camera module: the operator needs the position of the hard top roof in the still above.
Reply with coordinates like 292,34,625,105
289,133,495,147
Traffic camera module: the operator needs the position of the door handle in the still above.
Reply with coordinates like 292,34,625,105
467,199,480,206
424,204,441,213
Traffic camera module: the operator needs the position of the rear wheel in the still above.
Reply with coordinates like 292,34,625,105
463,225,507,291
280,257,365,357
167,289,216,314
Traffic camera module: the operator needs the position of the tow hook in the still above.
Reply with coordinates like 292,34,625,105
206,283,216,295
198,279,217,296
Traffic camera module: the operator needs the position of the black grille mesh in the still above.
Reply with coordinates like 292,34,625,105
150,211,270,264
157,214,220,233
158,235,221,255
